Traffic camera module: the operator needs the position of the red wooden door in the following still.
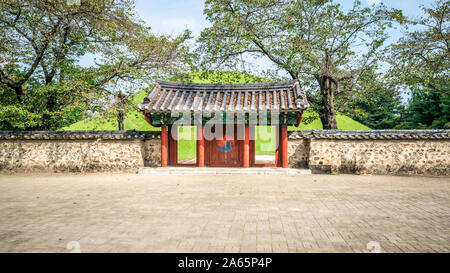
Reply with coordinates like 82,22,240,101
206,124,242,167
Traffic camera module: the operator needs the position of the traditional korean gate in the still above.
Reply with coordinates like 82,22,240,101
141,80,310,168
205,124,243,167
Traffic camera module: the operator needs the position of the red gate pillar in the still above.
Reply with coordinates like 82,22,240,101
197,125,205,167
243,125,249,168
161,125,168,167
281,125,288,168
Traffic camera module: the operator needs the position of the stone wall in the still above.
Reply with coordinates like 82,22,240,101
289,130,450,176
308,139,449,175
0,131,160,173
287,139,309,168
0,129,449,176
142,139,161,167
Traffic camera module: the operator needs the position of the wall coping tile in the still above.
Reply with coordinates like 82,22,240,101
1,129,449,141
288,130,450,140
0,130,160,140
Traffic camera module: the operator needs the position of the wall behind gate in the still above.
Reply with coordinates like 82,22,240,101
0,130,449,176
0,131,160,173
288,130,450,176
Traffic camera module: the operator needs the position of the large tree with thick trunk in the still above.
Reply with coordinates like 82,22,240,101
0,0,189,130
196,0,404,129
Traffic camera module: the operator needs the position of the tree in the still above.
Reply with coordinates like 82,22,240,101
0,65,102,130
339,72,404,129
0,0,189,130
196,0,404,129
390,0,449,95
91,29,191,130
396,87,450,129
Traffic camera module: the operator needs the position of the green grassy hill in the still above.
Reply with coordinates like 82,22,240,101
60,71,370,131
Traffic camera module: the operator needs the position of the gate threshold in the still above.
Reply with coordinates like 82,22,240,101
137,167,311,175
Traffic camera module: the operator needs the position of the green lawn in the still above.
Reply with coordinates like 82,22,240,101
255,126,276,156
294,111,370,130
177,126,197,162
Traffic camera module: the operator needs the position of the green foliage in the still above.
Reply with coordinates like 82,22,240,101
196,0,404,128
0,105,41,130
346,88,404,129
396,88,450,129
338,72,405,129
2,1,447,132
0,67,99,130
385,0,449,129
390,0,449,95
0,0,189,130
170,70,269,83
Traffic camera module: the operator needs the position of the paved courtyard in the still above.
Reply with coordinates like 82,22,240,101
0,173,449,253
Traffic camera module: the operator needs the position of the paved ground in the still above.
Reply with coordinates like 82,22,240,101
0,173,449,253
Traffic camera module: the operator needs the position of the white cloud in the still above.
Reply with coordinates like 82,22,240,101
366,0,381,5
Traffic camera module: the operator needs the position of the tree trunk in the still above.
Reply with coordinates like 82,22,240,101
317,75,338,129
12,85,24,104
319,107,337,129
118,111,124,131
117,92,126,131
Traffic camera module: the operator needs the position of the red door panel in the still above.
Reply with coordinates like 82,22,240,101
206,124,242,167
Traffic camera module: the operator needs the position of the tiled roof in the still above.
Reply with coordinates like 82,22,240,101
138,80,309,114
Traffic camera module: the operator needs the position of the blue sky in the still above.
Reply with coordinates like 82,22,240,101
133,0,434,39
134,0,208,38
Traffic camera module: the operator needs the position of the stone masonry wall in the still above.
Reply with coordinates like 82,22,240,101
308,139,449,176
142,139,161,167
287,139,309,168
0,130,449,175
0,131,160,173
289,130,450,176
0,139,143,172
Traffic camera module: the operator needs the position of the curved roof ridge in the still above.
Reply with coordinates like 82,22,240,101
155,79,298,91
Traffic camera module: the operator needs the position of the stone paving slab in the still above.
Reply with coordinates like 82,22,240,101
0,173,449,253
137,167,312,175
